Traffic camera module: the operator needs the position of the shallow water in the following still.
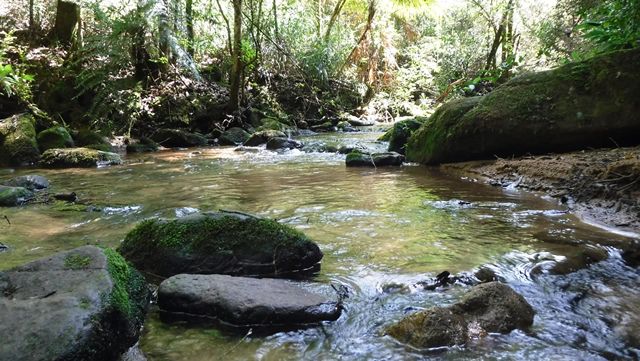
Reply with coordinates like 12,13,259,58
1,131,638,360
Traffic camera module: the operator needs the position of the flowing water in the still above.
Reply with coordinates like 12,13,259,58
0,131,639,360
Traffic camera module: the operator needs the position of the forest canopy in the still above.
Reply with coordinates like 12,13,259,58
0,0,638,135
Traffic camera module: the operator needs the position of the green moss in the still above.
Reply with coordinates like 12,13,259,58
64,254,92,269
256,118,292,132
37,127,74,152
0,185,34,206
122,215,309,255
79,297,92,310
40,147,122,168
0,114,40,166
104,248,146,318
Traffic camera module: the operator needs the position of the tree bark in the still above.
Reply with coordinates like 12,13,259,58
29,0,35,31
52,0,80,45
228,0,243,112
324,0,347,42
216,0,233,57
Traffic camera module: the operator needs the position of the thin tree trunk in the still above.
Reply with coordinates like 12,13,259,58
324,0,347,42
337,0,376,76
229,0,243,112
216,0,233,57
29,0,35,31
186,0,194,56
272,0,278,39
484,0,513,71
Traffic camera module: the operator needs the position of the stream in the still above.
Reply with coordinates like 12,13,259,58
1,131,639,360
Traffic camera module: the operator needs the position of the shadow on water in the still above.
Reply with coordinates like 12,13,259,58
0,131,638,360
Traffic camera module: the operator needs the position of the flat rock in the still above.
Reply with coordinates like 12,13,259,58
266,137,304,150
40,147,122,168
150,129,208,148
0,246,149,361
158,274,341,327
243,130,286,146
346,152,405,167
2,175,49,190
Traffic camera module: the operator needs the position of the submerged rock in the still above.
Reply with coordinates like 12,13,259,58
407,48,640,164
158,274,341,327
150,129,208,148
40,147,122,168
37,126,74,152
345,151,404,167
118,211,323,278
219,127,251,145
243,130,286,146
2,175,49,190
0,185,33,206
387,282,534,348
0,113,40,166
266,137,304,150
0,246,150,361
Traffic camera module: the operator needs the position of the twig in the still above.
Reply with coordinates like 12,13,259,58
2,215,9,225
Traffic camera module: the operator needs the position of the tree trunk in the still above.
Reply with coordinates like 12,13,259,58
337,0,376,76
186,0,194,56
29,0,35,31
52,0,80,45
324,0,347,42
272,0,279,39
228,0,243,112
484,0,513,72
216,0,233,57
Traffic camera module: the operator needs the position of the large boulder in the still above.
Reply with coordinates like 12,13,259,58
243,130,286,146
0,113,40,166
118,211,323,278
150,129,208,148
219,127,250,145
158,274,341,327
345,151,404,167
0,246,150,361
0,185,34,206
385,118,426,154
2,175,49,190
74,129,113,152
37,126,74,152
266,137,304,150
40,147,122,168
387,282,534,348
407,48,640,164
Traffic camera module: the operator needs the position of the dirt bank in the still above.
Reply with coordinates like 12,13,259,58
441,146,640,237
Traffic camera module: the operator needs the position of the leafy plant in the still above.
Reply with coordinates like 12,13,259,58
0,33,34,101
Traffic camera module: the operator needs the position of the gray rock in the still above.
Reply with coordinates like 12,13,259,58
40,148,122,168
243,130,286,146
387,282,534,348
0,185,34,206
266,137,304,150
0,246,150,361
158,274,341,327
150,129,208,147
3,175,49,190
345,151,404,167
219,127,251,145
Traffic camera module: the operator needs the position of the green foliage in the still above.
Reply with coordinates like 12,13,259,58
0,33,34,101
576,0,640,55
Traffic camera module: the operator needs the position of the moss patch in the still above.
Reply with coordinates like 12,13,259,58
64,254,92,270
40,147,122,168
103,248,147,318
37,127,74,152
0,113,40,166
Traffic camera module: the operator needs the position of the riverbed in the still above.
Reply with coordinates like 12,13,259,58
1,131,638,360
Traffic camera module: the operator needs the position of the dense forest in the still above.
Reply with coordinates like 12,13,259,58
1,0,639,360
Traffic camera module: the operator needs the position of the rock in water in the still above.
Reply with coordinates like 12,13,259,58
243,130,286,146
118,211,323,278
219,127,251,145
406,48,640,164
40,147,122,168
0,185,34,206
266,137,304,150
0,246,150,361
2,175,49,190
0,113,40,166
387,282,534,348
345,151,405,167
158,274,341,327
386,118,426,155
150,129,208,148
37,126,75,152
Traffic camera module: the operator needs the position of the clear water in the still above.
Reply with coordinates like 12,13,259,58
0,131,638,360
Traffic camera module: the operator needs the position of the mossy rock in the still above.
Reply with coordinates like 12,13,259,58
73,129,113,152
243,130,286,146
0,113,40,166
345,151,404,167
0,246,150,361
386,118,426,155
40,147,122,168
126,137,159,153
37,126,74,152
219,127,250,146
407,48,640,164
256,118,293,133
150,129,208,148
0,185,34,206
118,211,323,278
386,282,534,349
